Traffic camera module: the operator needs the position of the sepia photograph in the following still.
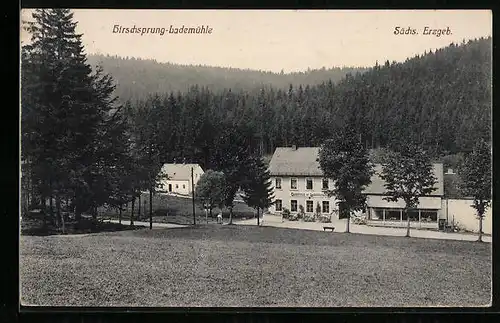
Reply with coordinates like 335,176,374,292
19,9,492,307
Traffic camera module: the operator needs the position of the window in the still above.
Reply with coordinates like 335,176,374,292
275,199,282,212
306,200,314,213
275,178,282,189
290,178,297,190
183,184,186,189
322,178,329,190
372,208,383,220
406,210,419,222
386,210,401,221
306,178,313,190
421,210,437,222
291,200,298,212
322,201,330,213
175,184,179,189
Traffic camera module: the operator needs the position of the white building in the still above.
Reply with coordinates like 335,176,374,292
158,163,204,195
268,147,339,220
268,146,446,228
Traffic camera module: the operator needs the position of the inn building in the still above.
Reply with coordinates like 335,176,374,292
268,146,445,228
268,146,339,218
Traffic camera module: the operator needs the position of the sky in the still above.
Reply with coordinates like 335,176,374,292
20,9,492,73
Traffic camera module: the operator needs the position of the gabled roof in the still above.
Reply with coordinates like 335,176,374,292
160,163,203,181
268,147,444,196
269,147,323,176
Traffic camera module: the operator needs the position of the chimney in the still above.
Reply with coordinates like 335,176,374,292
291,145,297,150
445,168,455,175
173,158,176,164
183,157,186,164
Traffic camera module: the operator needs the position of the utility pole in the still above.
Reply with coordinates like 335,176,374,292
149,187,153,230
192,167,196,225
148,139,153,230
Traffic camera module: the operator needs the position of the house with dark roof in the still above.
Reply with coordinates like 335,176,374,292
268,146,339,219
158,163,204,195
268,146,445,228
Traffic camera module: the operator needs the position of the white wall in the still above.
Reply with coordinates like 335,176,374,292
441,199,492,234
192,166,204,185
163,180,190,195
270,176,337,218
158,165,204,195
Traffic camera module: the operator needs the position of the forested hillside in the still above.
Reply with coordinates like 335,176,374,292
86,54,369,102
123,37,491,170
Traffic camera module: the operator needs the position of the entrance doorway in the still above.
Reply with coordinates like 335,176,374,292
168,184,172,192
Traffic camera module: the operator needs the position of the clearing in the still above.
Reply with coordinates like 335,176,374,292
20,225,491,307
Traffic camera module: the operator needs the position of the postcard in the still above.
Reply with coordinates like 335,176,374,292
19,9,492,307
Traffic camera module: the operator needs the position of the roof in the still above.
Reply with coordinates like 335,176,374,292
363,164,444,196
269,147,323,176
160,163,203,181
269,147,444,196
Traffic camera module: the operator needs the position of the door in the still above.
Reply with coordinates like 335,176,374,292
168,184,172,192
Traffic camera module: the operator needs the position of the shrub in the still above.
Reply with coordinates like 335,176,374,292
303,213,315,222
282,207,291,220
352,215,367,225
317,214,331,223
153,208,169,217
453,221,469,233
298,205,305,220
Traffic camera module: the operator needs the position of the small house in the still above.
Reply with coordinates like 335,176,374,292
159,163,204,195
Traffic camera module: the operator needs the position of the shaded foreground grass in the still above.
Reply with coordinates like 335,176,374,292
21,217,146,236
20,225,491,307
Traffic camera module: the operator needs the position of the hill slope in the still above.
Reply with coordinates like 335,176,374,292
119,37,491,169
86,54,369,102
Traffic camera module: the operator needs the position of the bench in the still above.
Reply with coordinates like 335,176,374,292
323,226,335,232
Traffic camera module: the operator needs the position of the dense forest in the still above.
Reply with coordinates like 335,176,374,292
86,54,369,102
123,37,492,171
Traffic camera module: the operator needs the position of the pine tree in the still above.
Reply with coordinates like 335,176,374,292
22,9,127,226
242,156,274,226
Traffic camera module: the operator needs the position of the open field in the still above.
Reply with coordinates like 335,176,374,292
100,193,256,225
20,225,491,307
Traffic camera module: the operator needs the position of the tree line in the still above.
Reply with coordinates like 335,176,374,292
120,36,491,168
86,54,369,103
